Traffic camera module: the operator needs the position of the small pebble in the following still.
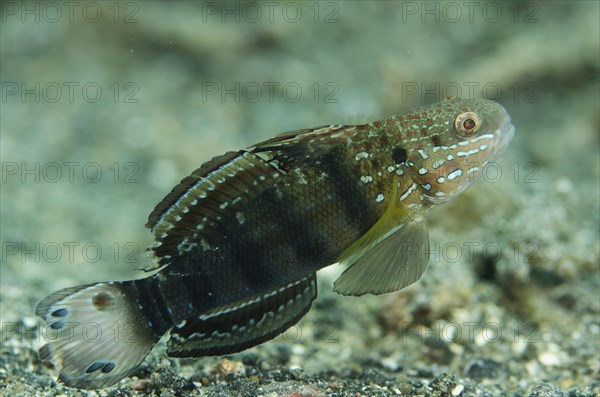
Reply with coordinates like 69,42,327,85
464,358,504,380
528,383,564,397
452,384,464,396
217,358,246,377
129,380,148,391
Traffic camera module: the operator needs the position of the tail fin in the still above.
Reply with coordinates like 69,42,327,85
36,282,160,389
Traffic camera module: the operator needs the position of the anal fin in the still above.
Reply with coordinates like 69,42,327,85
167,274,317,357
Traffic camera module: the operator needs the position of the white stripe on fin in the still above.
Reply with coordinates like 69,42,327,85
167,274,317,357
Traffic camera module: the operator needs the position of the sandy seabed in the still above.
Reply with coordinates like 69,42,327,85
1,1,598,396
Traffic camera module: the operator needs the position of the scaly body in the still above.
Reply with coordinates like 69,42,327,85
36,97,514,388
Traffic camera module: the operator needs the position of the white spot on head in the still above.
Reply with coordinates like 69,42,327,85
432,159,445,169
421,183,432,191
219,202,228,210
437,176,446,183
447,154,454,161
418,167,428,175
471,133,495,142
457,148,480,157
400,183,417,201
375,193,384,202
447,169,463,181
418,149,428,159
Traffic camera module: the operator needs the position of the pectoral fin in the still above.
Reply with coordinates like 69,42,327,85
333,181,430,296
333,217,430,296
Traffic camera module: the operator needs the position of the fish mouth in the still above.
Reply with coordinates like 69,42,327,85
491,115,515,159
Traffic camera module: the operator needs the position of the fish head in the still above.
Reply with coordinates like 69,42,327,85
406,98,515,204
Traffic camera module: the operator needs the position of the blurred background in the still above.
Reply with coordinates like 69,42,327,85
1,1,598,396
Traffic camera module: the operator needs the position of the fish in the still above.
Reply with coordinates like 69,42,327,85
35,97,515,389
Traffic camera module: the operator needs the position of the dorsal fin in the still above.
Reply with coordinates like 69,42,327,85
147,124,350,231
146,150,284,265
146,151,240,230
251,124,357,171
167,274,317,357
251,124,347,148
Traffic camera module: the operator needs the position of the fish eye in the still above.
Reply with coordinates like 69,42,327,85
454,111,480,136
